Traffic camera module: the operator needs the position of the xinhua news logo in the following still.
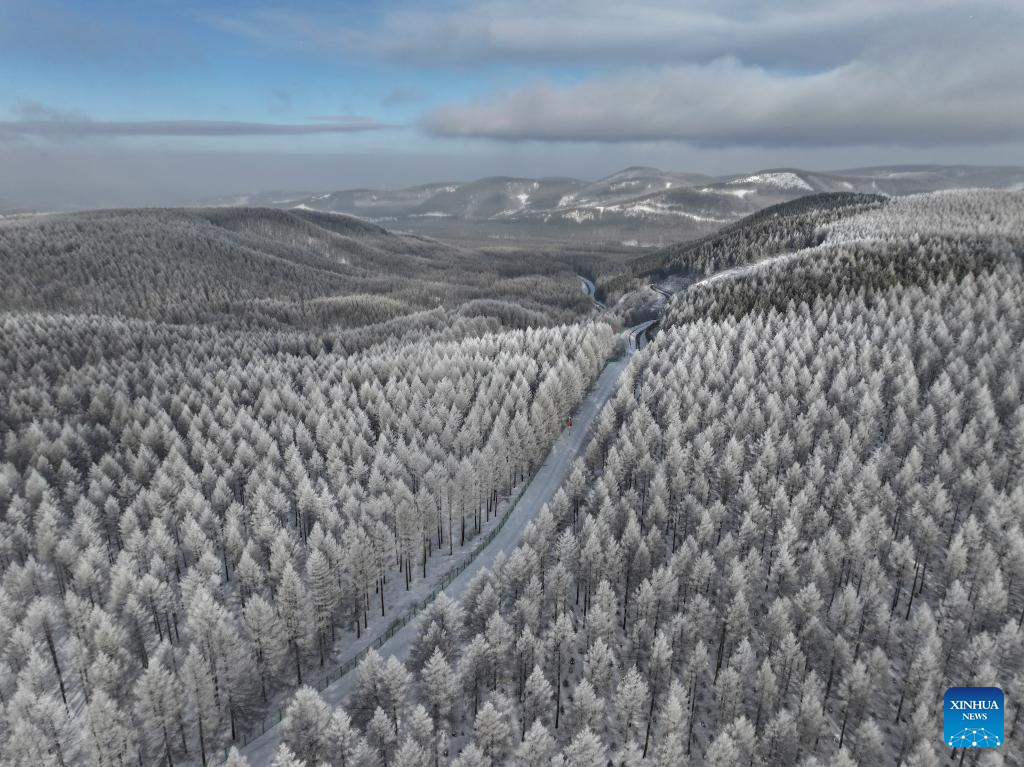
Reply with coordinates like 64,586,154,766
944,687,1004,748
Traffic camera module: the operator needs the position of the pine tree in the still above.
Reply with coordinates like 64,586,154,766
545,612,575,729
522,664,553,737
650,680,689,767
84,689,141,766
23,597,68,710
851,718,885,766
281,686,332,764
570,679,605,736
242,594,282,703
515,720,557,767
182,644,221,766
458,635,491,718
410,593,465,670
704,731,739,767
421,648,456,731
306,548,339,666
392,736,429,767
275,561,312,685
450,743,490,767
134,653,187,766
582,637,616,700
328,708,368,767
380,655,413,727
474,701,512,763
561,726,607,767
615,665,649,748
270,743,306,767
367,707,398,765
642,629,672,756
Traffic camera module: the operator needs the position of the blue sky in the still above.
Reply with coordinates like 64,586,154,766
3,2,420,126
1,0,1022,207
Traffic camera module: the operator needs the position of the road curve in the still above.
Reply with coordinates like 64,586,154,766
629,319,659,351
649,283,673,301
578,275,607,311
239,324,648,765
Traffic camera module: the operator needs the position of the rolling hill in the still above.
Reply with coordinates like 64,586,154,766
0,207,592,333
211,164,1024,246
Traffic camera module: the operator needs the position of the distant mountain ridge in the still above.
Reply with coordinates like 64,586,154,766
210,164,1024,245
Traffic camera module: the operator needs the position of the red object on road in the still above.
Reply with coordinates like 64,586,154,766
568,416,573,428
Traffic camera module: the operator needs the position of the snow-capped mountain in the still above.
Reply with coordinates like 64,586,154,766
211,165,1024,244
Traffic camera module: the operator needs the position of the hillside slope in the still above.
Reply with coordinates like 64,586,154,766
264,187,1024,766
0,207,590,330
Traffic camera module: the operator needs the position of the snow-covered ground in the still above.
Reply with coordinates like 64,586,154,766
728,171,813,191
555,201,732,224
703,186,754,198
695,248,806,285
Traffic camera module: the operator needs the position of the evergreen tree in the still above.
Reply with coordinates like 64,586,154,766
280,686,333,765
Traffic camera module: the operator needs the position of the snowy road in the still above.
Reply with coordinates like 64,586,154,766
695,248,804,286
239,325,646,765
628,319,658,351
649,283,673,301
578,275,607,311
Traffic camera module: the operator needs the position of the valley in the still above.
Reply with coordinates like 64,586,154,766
5,2,1024,764
1,187,1022,767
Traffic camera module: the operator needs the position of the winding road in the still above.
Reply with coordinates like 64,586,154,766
239,286,656,765
578,275,607,311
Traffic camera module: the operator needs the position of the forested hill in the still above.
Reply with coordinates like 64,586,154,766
637,192,887,279
598,193,886,305
0,202,623,766
0,207,591,331
249,188,1024,767
664,190,1024,327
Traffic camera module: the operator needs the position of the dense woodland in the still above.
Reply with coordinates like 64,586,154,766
0,309,613,765
598,193,886,307
0,208,592,331
0,208,622,765
264,190,1024,767
1,190,1022,766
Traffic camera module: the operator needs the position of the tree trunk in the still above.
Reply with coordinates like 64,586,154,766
642,687,657,757
44,628,68,709
714,622,727,684
555,658,562,730
197,711,207,766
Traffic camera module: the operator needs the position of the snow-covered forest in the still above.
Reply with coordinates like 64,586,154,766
263,190,1023,767
1,190,1022,766
597,193,886,307
0,309,612,765
0,207,623,765
0,208,593,331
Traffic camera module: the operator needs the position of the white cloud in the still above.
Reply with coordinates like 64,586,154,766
216,0,1017,70
422,10,1024,147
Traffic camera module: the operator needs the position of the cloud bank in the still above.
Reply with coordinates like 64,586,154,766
419,2,1024,145
206,0,1024,149
0,117,393,140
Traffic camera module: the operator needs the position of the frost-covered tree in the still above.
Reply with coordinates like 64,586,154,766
280,686,333,764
